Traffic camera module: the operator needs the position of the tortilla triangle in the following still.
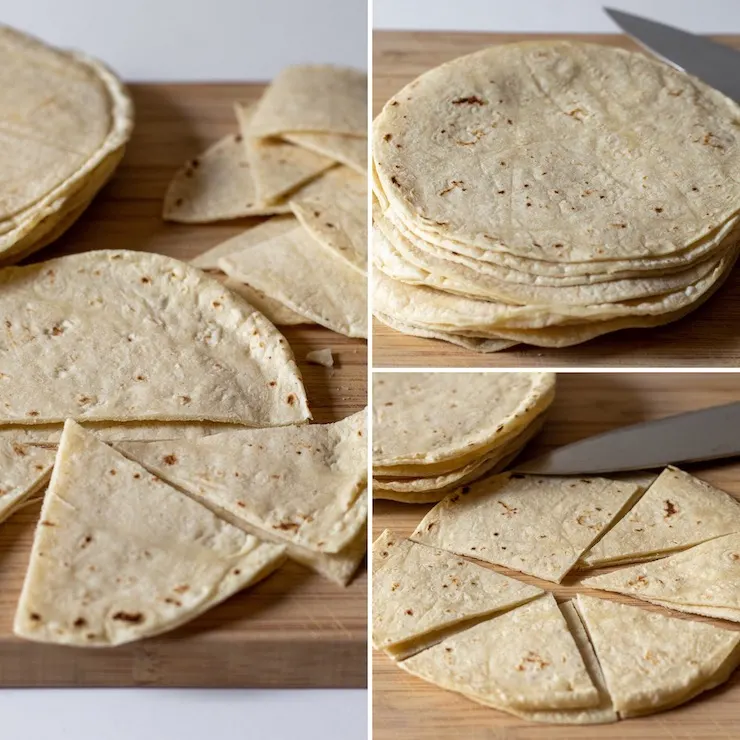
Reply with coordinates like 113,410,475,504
580,467,740,569
575,595,740,717
14,420,286,646
372,530,543,660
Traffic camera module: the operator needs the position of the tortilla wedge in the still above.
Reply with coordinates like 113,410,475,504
400,594,600,712
582,533,740,622
372,530,543,660
0,440,55,525
14,421,287,647
116,410,367,554
412,473,642,583
575,594,740,718
579,467,740,569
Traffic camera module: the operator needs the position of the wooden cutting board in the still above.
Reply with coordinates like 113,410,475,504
0,83,367,688
373,32,740,368
374,373,740,738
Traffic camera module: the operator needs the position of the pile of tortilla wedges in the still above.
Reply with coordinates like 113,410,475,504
374,466,740,723
0,248,367,647
165,65,368,339
0,25,133,266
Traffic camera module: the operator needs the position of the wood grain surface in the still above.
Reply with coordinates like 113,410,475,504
373,373,740,738
0,83,367,688
372,32,740,368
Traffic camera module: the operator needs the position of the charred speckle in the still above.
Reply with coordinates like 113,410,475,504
112,611,144,624
452,96,485,106
163,454,178,465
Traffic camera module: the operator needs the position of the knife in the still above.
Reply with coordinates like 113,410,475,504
514,402,740,475
605,7,740,102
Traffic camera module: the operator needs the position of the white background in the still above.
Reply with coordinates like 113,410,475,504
375,0,740,33
0,0,367,80
0,1,367,739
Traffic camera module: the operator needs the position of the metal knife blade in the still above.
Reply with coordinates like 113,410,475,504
514,401,740,475
605,8,740,102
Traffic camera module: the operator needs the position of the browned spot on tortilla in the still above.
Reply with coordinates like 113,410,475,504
30,613,41,621
273,521,300,532
383,133,392,141
163,454,178,466
109,469,117,476
174,585,190,593
405,609,414,616
12,443,26,457
452,96,485,106
498,501,519,517
391,176,400,187
664,500,678,517
164,598,182,606
286,394,296,405
212,301,222,308
133,473,141,479
391,582,400,591
112,611,144,624
236,501,246,508
40,520,55,527
140,276,151,284
180,395,191,404
27,411,39,417
517,652,550,671
439,180,464,196
74,617,87,628
233,569,241,575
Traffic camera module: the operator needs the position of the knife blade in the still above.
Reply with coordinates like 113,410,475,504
514,401,740,475
605,8,740,102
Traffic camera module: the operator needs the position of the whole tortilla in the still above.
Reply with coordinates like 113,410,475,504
412,473,642,583
116,410,367,554
372,371,554,467
14,421,287,647
374,41,740,262
0,250,310,425
575,595,740,717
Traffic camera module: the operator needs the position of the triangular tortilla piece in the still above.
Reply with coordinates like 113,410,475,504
456,602,617,724
14,421,287,647
412,474,641,583
372,530,543,660
248,65,366,138
116,411,367,554
580,467,740,569
191,215,296,270
235,103,334,204
285,132,367,174
223,278,312,326
219,225,368,338
0,440,55,524
582,533,740,622
289,167,367,274
163,134,291,222
575,595,740,718
0,250,310,426
400,594,599,711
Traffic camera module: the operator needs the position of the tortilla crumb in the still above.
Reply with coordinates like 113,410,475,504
306,348,334,367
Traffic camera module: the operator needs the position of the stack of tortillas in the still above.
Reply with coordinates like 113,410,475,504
0,249,366,645
372,41,740,352
0,25,133,266
373,466,740,722
164,65,368,338
372,372,555,502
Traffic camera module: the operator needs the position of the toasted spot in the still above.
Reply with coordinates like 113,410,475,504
112,611,144,624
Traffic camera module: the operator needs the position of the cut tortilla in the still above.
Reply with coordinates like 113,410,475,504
372,530,543,660
14,421,287,647
289,166,367,274
455,601,618,724
223,278,312,326
235,102,334,204
400,594,599,712
579,467,740,569
0,440,55,524
285,132,367,174
412,473,642,583
116,410,367,554
0,250,310,426
248,65,367,138
163,133,291,222
219,225,368,338
582,533,740,622
191,215,296,271
575,595,740,718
